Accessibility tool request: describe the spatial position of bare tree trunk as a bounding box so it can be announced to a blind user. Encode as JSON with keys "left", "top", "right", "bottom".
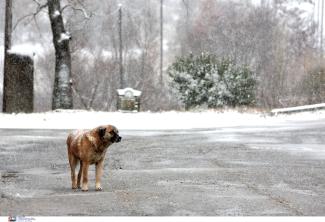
{"left": 118, "top": 4, "right": 124, "bottom": 89}
{"left": 160, "top": 0, "right": 163, "bottom": 85}
{"left": 48, "top": 0, "right": 73, "bottom": 110}
{"left": 321, "top": 0, "right": 324, "bottom": 58}
{"left": 2, "top": 0, "right": 13, "bottom": 112}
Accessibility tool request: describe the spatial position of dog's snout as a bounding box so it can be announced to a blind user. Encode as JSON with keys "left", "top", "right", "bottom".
{"left": 116, "top": 136, "right": 122, "bottom": 143}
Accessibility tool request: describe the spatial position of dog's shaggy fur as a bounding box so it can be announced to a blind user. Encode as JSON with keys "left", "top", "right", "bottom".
{"left": 67, "top": 125, "right": 121, "bottom": 191}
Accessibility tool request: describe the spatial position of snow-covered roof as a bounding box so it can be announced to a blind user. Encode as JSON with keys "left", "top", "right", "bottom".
{"left": 7, "top": 43, "right": 44, "bottom": 58}
{"left": 117, "top": 88, "right": 142, "bottom": 97}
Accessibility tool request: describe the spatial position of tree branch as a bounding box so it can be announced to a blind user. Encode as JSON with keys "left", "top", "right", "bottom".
{"left": 72, "top": 80, "right": 100, "bottom": 110}
{"left": 72, "top": 84, "right": 89, "bottom": 109}
{"left": 13, "top": 1, "right": 48, "bottom": 31}
{"left": 61, "top": 2, "right": 92, "bottom": 19}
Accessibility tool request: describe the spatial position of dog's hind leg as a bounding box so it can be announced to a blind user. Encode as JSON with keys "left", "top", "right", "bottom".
{"left": 77, "top": 160, "right": 83, "bottom": 189}
{"left": 68, "top": 153, "right": 78, "bottom": 189}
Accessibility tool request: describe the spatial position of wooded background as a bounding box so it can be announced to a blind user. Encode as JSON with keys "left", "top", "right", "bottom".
{"left": 0, "top": 0, "right": 324, "bottom": 112}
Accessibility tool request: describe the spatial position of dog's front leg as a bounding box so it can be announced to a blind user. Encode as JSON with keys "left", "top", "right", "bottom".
{"left": 77, "top": 161, "right": 83, "bottom": 189}
{"left": 95, "top": 159, "right": 104, "bottom": 191}
{"left": 81, "top": 161, "right": 90, "bottom": 191}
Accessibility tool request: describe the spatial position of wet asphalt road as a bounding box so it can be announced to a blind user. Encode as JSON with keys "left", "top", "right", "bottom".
{"left": 0, "top": 119, "right": 325, "bottom": 216}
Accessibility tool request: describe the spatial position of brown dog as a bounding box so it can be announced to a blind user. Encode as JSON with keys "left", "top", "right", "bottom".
{"left": 66, "top": 125, "right": 122, "bottom": 191}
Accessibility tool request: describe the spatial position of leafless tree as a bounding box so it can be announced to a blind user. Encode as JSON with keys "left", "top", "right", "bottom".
{"left": 47, "top": 0, "right": 73, "bottom": 109}
{"left": 176, "top": 0, "right": 317, "bottom": 108}
{"left": 3, "top": 0, "right": 321, "bottom": 111}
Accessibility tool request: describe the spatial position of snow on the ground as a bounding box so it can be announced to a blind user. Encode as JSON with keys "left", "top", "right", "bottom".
{"left": 0, "top": 109, "right": 325, "bottom": 130}
{"left": 271, "top": 103, "right": 325, "bottom": 114}
{"left": 58, "top": 32, "right": 71, "bottom": 43}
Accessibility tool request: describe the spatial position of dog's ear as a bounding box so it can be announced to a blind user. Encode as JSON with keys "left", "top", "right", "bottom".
{"left": 98, "top": 127, "right": 106, "bottom": 138}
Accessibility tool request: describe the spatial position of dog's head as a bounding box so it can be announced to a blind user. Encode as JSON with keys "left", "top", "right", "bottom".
{"left": 98, "top": 125, "right": 122, "bottom": 143}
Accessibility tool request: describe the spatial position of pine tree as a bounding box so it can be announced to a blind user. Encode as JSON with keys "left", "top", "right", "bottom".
{"left": 168, "top": 53, "right": 256, "bottom": 109}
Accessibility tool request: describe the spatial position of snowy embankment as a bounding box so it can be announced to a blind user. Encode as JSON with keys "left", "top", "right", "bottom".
{"left": 0, "top": 109, "right": 325, "bottom": 130}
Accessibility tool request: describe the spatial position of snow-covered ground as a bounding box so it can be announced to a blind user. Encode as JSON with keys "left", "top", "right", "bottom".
{"left": 271, "top": 103, "right": 325, "bottom": 114}
{"left": 0, "top": 109, "right": 325, "bottom": 130}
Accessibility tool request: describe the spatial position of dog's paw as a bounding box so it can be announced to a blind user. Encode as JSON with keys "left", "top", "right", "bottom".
{"left": 96, "top": 187, "right": 103, "bottom": 191}
{"left": 81, "top": 185, "right": 88, "bottom": 192}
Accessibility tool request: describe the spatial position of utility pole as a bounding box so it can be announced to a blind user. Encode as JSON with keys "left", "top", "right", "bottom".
{"left": 181, "top": 0, "right": 190, "bottom": 56}
{"left": 321, "top": 0, "right": 324, "bottom": 58}
{"left": 3, "top": 0, "right": 13, "bottom": 112}
{"left": 160, "top": 0, "right": 163, "bottom": 85}
{"left": 118, "top": 3, "right": 124, "bottom": 89}
{"left": 4, "top": 0, "right": 12, "bottom": 51}
{"left": 316, "top": 0, "right": 319, "bottom": 48}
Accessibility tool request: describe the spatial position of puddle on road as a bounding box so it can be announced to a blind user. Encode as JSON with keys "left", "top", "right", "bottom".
{"left": 1, "top": 170, "right": 19, "bottom": 179}
{"left": 227, "top": 161, "right": 270, "bottom": 166}
{"left": 1, "top": 167, "right": 69, "bottom": 200}
{"left": 273, "top": 182, "right": 318, "bottom": 196}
